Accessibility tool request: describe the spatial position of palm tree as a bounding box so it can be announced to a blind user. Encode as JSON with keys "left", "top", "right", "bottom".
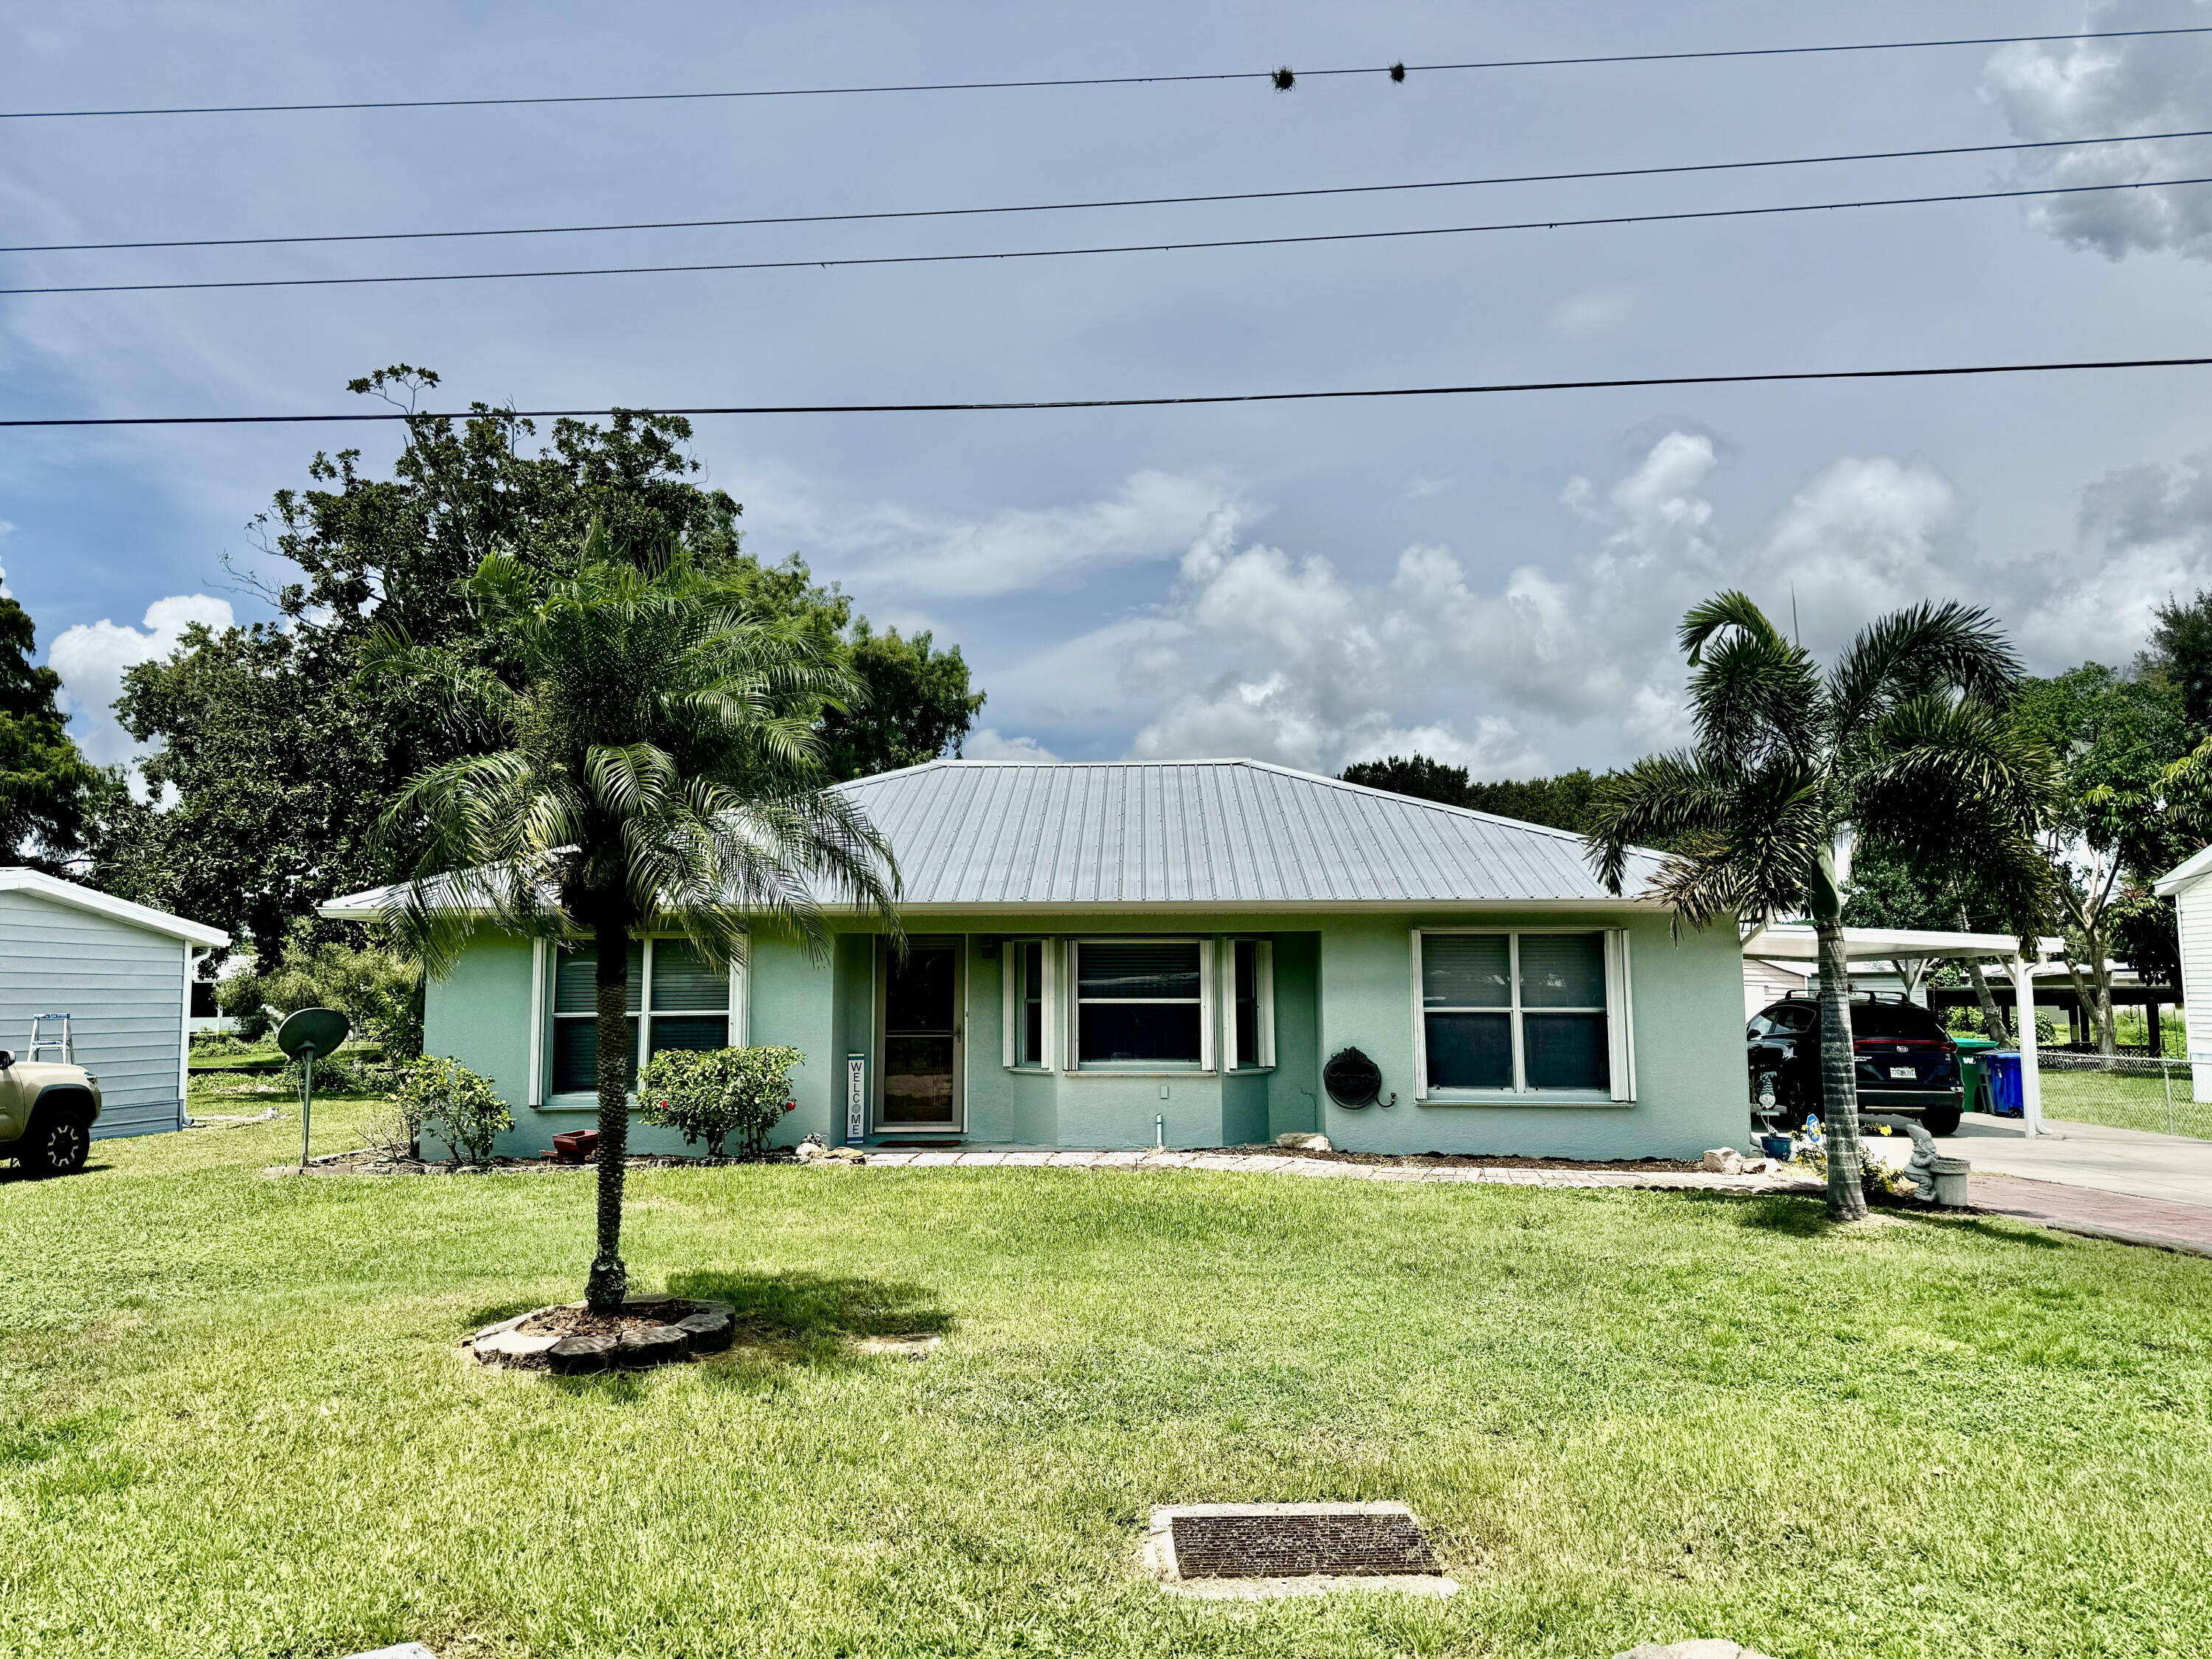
{"left": 1585, "top": 593, "right": 2056, "bottom": 1220}
{"left": 372, "top": 532, "right": 900, "bottom": 1309}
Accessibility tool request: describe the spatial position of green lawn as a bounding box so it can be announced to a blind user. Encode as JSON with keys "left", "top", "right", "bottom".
{"left": 2, "top": 1097, "right": 2209, "bottom": 1658}
{"left": 2037, "top": 1065, "right": 2212, "bottom": 1141}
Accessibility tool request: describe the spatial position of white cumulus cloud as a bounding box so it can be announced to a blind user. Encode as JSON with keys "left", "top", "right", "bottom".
{"left": 49, "top": 593, "right": 235, "bottom": 765}
{"left": 754, "top": 467, "right": 1249, "bottom": 600}
{"left": 1986, "top": 0, "right": 2212, "bottom": 260}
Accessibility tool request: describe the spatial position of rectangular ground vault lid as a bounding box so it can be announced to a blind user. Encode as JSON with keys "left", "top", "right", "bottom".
{"left": 1150, "top": 1502, "right": 1442, "bottom": 1580}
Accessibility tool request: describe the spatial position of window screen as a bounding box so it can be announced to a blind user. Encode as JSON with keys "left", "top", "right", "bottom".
{"left": 1076, "top": 940, "right": 1203, "bottom": 1065}
{"left": 551, "top": 937, "right": 729, "bottom": 1094}
{"left": 1419, "top": 931, "right": 1616, "bottom": 1096}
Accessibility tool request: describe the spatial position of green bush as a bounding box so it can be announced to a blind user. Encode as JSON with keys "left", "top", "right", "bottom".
{"left": 394, "top": 1057, "right": 513, "bottom": 1167}
{"left": 214, "top": 933, "right": 424, "bottom": 1056}
{"left": 637, "top": 1045, "right": 803, "bottom": 1159}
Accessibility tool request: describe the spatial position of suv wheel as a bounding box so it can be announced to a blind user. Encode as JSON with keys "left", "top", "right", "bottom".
{"left": 1920, "top": 1104, "right": 1963, "bottom": 1137}
{"left": 20, "top": 1110, "right": 91, "bottom": 1177}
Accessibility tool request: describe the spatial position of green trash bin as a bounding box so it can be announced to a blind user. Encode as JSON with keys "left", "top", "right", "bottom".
{"left": 1954, "top": 1035, "right": 2000, "bottom": 1116}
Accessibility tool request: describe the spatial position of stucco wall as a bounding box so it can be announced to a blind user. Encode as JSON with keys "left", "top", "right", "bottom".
{"left": 422, "top": 906, "right": 1745, "bottom": 1158}
{"left": 1316, "top": 911, "right": 1744, "bottom": 1158}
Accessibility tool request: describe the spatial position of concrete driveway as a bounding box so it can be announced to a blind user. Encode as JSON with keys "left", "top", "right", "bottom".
{"left": 1930, "top": 1113, "right": 2212, "bottom": 1208}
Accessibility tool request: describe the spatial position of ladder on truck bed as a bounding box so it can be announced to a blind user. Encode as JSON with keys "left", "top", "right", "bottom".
{"left": 27, "top": 1014, "right": 71, "bottom": 1065}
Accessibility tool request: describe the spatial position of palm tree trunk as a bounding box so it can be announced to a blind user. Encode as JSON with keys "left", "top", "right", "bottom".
{"left": 1811, "top": 848, "right": 1870, "bottom": 1222}
{"left": 587, "top": 894, "right": 639, "bottom": 1312}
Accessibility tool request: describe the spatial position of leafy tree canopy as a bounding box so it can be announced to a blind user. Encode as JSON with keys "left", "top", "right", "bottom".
{"left": 1340, "top": 757, "right": 1613, "bottom": 839}
{"left": 0, "top": 594, "right": 102, "bottom": 871}
{"left": 91, "top": 369, "right": 981, "bottom": 955}
{"left": 2140, "top": 587, "right": 2212, "bottom": 742}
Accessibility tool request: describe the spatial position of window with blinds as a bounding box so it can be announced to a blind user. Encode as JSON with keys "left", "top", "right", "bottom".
{"left": 1413, "top": 930, "right": 1632, "bottom": 1099}
{"left": 1073, "top": 939, "right": 1209, "bottom": 1067}
{"left": 550, "top": 937, "right": 734, "bottom": 1097}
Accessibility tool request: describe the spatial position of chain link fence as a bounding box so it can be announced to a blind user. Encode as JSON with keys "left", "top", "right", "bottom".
{"left": 2028, "top": 1051, "right": 2212, "bottom": 1141}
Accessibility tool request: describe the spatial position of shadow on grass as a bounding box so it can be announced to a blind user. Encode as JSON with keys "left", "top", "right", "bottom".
{"left": 1734, "top": 1194, "right": 1835, "bottom": 1237}
{"left": 544, "top": 1269, "right": 954, "bottom": 1397}
{"left": 0, "top": 1163, "right": 116, "bottom": 1187}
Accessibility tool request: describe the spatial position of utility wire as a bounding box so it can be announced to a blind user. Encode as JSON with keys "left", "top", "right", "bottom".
{"left": 10, "top": 125, "right": 2208, "bottom": 256}
{"left": 1, "top": 27, "right": 2205, "bottom": 119}
{"left": 9, "top": 172, "right": 2208, "bottom": 298}
{"left": 6, "top": 355, "right": 2212, "bottom": 428}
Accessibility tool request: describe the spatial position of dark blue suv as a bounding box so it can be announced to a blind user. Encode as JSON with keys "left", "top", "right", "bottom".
{"left": 1747, "top": 992, "right": 1964, "bottom": 1136}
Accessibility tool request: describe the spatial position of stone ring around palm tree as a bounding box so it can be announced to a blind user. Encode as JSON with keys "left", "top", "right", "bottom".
{"left": 464, "top": 1297, "right": 736, "bottom": 1373}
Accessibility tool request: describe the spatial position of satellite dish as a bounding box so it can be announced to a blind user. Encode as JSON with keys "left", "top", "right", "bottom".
{"left": 276, "top": 1007, "right": 349, "bottom": 1061}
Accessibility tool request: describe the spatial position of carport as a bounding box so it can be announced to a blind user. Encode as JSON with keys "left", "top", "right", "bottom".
{"left": 1742, "top": 925, "right": 2066, "bottom": 1137}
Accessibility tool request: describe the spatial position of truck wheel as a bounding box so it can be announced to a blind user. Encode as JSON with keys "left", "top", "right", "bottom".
{"left": 20, "top": 1109, "right": 91, "bottom": 1177}
{"left": 1920, "top": 1105, "right": 1963, "bottom": 1137}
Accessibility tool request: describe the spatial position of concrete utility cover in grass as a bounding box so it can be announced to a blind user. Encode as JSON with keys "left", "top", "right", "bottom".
{"left": 1144, "top": 1503, "right": 1455, "bottom": 1599}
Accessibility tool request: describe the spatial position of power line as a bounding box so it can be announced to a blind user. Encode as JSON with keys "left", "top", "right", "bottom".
{"left": 5, "top": 355, "right": 2211, "bottom": 428}
{"left": 2, "top": 27, "right": 2205, "bottom": 119}
{"left": 9, "top": 172, "right": 2208, "bottom": 298}
{"left": 11, "top": 125, "right": 2208, "bottom": 256}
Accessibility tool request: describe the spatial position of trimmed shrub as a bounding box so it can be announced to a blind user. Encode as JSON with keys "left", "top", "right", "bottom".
{"left": 637, "top": 1045, "right": 804, "bottom": 1159}
{"left": 394, "top": 1056, "right": 513, "bottom": 1167}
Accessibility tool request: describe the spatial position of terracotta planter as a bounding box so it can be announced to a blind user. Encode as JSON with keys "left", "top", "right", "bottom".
{"left": 552, "top": 1130, "right": 601, "bottom": 1164}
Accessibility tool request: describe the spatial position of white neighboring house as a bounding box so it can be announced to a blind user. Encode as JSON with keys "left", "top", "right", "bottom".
{"left": 2155, "top": 845, "right": 2212, "bottom": 1100}
{"left": 0, "top": 869, "right": 231, "bottom": 1138}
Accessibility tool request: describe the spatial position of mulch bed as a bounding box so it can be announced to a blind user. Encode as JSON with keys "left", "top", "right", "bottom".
{"left": 516, "top": 1299, "right": 700, "bottom": 1340}
{"left": 1251, "top": 1147, "right": 1708, "bottom": 1172}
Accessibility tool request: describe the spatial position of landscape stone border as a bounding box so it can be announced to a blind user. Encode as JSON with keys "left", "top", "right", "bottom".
{"left": 464, "top": 1297, "right": 736, "bottom": 1374}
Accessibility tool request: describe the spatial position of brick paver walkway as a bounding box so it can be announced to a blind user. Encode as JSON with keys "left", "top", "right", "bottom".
{"left": 1970, "top": 1173, "right": 2212, "bottom": 1258}
{"left": 855, "top": 1147, "right": 2212, "bottom": 1256}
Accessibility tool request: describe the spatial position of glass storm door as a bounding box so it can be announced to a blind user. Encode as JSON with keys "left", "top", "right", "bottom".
{"left": 880, "top": 939, "right": 961, "bottom": 1130}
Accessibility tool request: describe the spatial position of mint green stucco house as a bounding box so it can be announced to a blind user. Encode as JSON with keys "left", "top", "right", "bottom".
{"left": 322, "top": 759, "right": 1747, "bottom": 1158}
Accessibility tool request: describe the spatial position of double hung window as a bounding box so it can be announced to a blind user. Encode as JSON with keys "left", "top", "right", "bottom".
{"left": 550, "top": 937, "right": 735, "bottom": 1097}
{"left": 1413, "top": 930, "right": 1632, "bottom": 1099}
{"left": 1003, "top": 939, "right": 1054, "bottom": 1069}
{"left": 1072, "top": 939, "right": 1210, "bottom": 1068}
{"left": 1225, "top": 939, "right": 1275, "bottom": 1070}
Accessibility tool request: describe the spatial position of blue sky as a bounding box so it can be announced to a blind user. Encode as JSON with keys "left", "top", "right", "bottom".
{"left": 8, "top": 0, "right": 2212, "bottom": 773}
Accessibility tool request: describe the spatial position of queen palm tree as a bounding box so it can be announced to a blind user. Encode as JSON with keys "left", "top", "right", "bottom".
{"left": 372, "top": 532, "right": 900, "bottom": 1308}
{"left": 1585, "top": 593, "right": 2056, "bottom": 1220}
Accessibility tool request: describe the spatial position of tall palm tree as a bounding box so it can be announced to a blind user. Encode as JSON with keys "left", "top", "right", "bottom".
{"left": 372, "top": 532, "right": 900, "bottom": 1308}
{"left": 1585, "top": 593, "right": 2056, "bottom": 1220}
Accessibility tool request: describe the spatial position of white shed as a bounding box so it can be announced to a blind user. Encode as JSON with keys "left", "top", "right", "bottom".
{"left": 0, "top": 869, "right": 231, "bottom": 1138}
{"left": 2155, "top": 845, "right": 2212, "bottom": 1101}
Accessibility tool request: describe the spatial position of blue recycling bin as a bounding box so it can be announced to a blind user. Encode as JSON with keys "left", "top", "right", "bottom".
{"left": 1983, "top": 1049, "right": 2024, "bottom": 1119}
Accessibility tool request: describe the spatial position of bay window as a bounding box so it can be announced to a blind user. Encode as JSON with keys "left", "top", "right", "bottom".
{"left": 1225, "top": 939, "right": 1274, "bottom": 1070}
{"left": 1001, "top": 938, "right": 1054, "bottom": 1070}
{"left": 1413, "top": 929, "right": 1634, "bottom": 1100}
{"left": 1071, "top": 939, "right": 1211, "bottom": 1068}
{"left": 550, "top": 937, "right": 738, "bottom": 1099}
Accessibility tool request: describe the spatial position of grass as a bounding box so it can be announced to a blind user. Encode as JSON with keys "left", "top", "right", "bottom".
{"left": 2, "top": 1095, "right": 2210, "bottom": 1658}
{"left": 2038, "top": 1065, "right": 2212, "bottom": 1141}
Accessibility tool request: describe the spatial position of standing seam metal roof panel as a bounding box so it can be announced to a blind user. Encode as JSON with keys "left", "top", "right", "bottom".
{"left": 834, "top": 759, "right": 1663, "bottom": 908}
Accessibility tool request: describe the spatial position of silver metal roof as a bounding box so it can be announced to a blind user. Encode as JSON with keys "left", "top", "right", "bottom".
{"left": 836, "top": 759, "right": 1665, "bottom": 909}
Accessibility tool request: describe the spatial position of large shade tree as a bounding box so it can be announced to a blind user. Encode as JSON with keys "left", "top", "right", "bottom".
{"left": 1585, "top": 594, "right": 2057, "bottom": 1221}
{"left": 0, "top": 594, "right": 101, "bottom": 871}
{"left": 374, "top": 534, "right": 900, "bottom": 1310}
{"left": 93, "top": 367, "right": 977, "bottom": 958}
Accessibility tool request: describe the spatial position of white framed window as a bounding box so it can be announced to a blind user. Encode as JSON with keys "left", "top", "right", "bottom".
{"left": 1411, "top": 928, "right": 1634, "bottom": 1101}
{"left": 1001, "top": 938, "right": 1057, "bottom": 1070}
{"left": 1068, "top": 938, "right": 1213, "bottom": 1070}
{"left": 549, "top": 936, "right": 742, "bottom": 1099}
{"left": 1224, "top": 939, "right": 1275, "bottom": 1070}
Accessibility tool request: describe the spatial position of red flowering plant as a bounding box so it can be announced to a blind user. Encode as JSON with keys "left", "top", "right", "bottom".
{"left": 635, "top": 1045, "right": 805, "bottom": 1160}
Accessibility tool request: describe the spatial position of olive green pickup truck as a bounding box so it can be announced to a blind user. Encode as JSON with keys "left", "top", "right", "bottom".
{"left": 0, "top": 1048, "right": 101, "bottom": 1176}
